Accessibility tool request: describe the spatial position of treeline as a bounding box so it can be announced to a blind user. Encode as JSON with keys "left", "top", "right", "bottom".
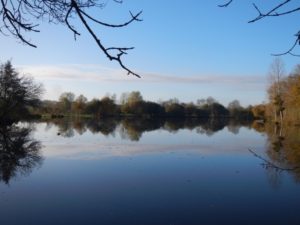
{"left": 35, "top": 91, "right": 254, "bottom": 120}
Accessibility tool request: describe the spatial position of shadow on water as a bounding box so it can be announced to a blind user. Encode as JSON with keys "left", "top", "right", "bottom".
{"left": 0, "top": 124, "right": 43, "bottom": 184}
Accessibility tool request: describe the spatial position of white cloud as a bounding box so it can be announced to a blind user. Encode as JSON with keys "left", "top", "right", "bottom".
{"left": 17, "top": 63, "right": 266, "bottom": 85}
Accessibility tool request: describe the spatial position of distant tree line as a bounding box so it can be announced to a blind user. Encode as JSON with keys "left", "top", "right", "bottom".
{"left": 35, "top": 90, "right": 254, "bottom": 120}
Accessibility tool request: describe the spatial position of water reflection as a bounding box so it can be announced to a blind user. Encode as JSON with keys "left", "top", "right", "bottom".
{"left": 42, "top": 118, "right": 300, "bottom": 183}
{"left": 87, "top": 118, "right": 119, "bottom": 136}
{"left": 0, "top": 124, "right": 43, "bottom": 184}
{"left": 1, "top": 119, "right": 300, "bottom": 225}
{"left": 252, "top": 121, "right": 300, "bottom": 183}
{"left": 43, "top": 117, "right": 248, "bottom": 141}
{"left": 120, "top": 118, "right": 165, "bottom": 141}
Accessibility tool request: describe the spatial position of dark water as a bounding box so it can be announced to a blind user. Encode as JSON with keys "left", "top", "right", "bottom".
{"left": 0, "top": 119, "right": 300, "bottom": 225}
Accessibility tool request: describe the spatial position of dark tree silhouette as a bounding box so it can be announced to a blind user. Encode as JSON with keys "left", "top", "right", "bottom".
{"left": 0, "top": 61, "right": 43, "bottom": 123}
{"left": 0, "top": 0, "right": 142, "bottom": 77}
{"left": 219, "top": 0, "right": 300, "bottom": 56}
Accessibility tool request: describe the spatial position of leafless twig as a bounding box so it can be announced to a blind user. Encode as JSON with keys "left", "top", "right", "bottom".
{"left": 219, "top": 0, "right": 300, "bottom": 56}
{"left": 218, "top": 0, "right": 233, "bottom": 8}
{"left": 0, "top": 0, "right": 142, "bottom": 77}
{"left": 70, "top": 0, "right": 141, "bottom": 77}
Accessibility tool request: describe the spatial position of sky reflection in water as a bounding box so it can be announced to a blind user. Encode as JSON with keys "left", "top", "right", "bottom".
{"left": 0, "top": 119, "right": 299, "bottom": 225}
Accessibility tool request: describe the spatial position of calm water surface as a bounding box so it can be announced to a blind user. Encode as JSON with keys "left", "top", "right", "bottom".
{"left": 0, "top": 119, "right": 299, "bottom": 225}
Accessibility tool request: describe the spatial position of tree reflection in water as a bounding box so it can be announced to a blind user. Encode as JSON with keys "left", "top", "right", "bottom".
{"left": 2, "top": 117, "right": 300, "bottom": 186}
{"left": 44, "top": 117, "right": 248, "bottom": 141}
{"left": 87, "top": 118, "right": 120, "bottom": 136}
{"left": 252, "top": 121, "right": 300, "bottom": 184}
{"left": 44, "top": 117, "right": 300, "bottom": 183}
{"left": 120, "top": 118, "right": 165, "bottom": 141}
{"left": 0, "top": 124, "right": 43, "bottom": 184}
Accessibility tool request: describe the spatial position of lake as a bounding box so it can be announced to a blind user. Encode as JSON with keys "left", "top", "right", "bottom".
{"left": 0, "top": 118, "right": 300, "bottom": 225}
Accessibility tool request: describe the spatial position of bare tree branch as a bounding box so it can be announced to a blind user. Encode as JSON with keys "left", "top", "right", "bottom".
{"left": 219, "top": 0, "right": 300, "bottom": 56}
{"left": 0, "top": 0, "right": 142, "bottom": 77}
{"left": 248, "top": 1, "right": 294, "bottom": 23}
{"left": 272, "top": 37, "right": 299, "bottom": 56}
{"left": 0, "top": 0, "right": 39, "bottom": 47}
{"left": 79, "top": 9, "right": 142, "bottom": 28}
{"left": 218, "top": 0, "right": 233, "bottom": 8}
{"left": 71, "top": 0, "right": 140, "bottom": 78}
{"left": 65, "top": 4, "right": 80, "bottom": 40}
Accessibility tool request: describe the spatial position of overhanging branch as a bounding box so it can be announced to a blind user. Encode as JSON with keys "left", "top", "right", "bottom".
{"left": 219, "top": 0, "right": 300, "bottom": 56}
{"left": 71, "top": 0, "right": 141, "bottom": 78}
{"left": 218, "top": 0, "right": 233, "bottom": 8}
{"left": 0, "top": 0, "right": 142, "bottom": 77}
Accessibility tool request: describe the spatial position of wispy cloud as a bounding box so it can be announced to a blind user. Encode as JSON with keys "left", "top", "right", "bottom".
{"left": 142, "top": 72, "right": 265, "bottom": 85}
{"left": 18, "top": 63, "right": 266, "bottom": 85}
{"left": 18, "top": 64, "right": 123, "bottom": 81}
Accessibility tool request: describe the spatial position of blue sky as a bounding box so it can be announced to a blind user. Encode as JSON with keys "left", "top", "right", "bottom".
{"left": 1, "top": 0, "right": 300, "bottom": 106}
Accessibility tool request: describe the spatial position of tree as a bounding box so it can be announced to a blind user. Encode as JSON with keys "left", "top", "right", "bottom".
{"left": 127, "top": 91, "right": 143, "bottom": 104}
{"left": 228, "top": 100, "right": 241, "bottom": 110}
{"left": 219, "top": 0, "right": 300, "bottom": 56}
{"left": 98, "top": 96, "right": 118, "bottom": 116}
{"left": 0, "top": 61, "right": 43, "bottom": 123}
{"left": 164, "top": 102, "right": 185, "bottom": 118}
{"left": 58, "top": 92, "right": 75, "bottom": 114}
{"left": 252, "top": 104, "right": 266, "bottom": 119}
{"left": 143, "top": 101, "right": 165, "bottom": 116}
{"left": 207, "top": 102, "right": 229, "bottom": 118}
{"left": 121, "top": 91, "right": 144, "bottom": 114}
{"left": 73, "top": 94, "right": 87, "bottom": 115}
{"left": 282, "top": 67, "right": 300, "bottom": 123}
{"left": 228, "top": 100, "right": 242, "bottom": 117}
{"left": 85, "top": 98, "right": 102, "bottom": 117}
{"left": 267, "top": 58, "right": 286, "bottom": 124}
{"left": 0, "top": 0, "right": 142, "bottom": 77}
{"left": 206, "top": 96, "right": 217, "bottom": 106}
